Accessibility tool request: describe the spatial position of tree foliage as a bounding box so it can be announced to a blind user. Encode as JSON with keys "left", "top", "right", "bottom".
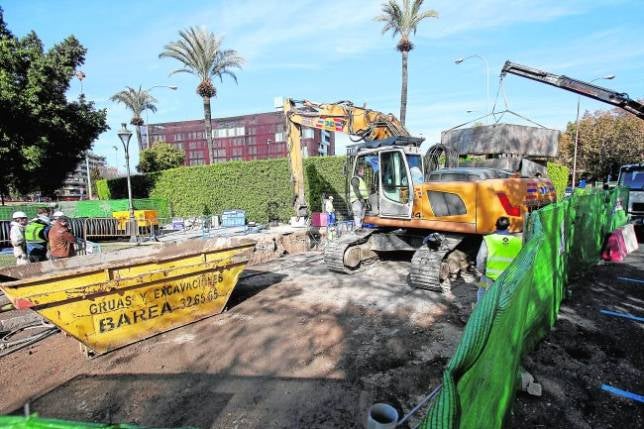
{"left": 0, "top": 8, "right": 108, "bottom": 198}
{"left": 375, "top": 0, "right": 438, "bottom": 125}
{"left": 137, "top": 142, "right": 185, "bottom": 173}
{"left": 159, "top": 26, "right": 244, "bottom": 163}
{"left": 559, "top": 107, "right": 644, "bottom": 179}
{"left": 546, "top": 162, "right": 569, "bottom": 200}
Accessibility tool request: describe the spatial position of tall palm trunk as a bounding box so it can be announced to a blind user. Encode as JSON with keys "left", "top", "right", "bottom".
{"left": 400, "top": 49, "right": 409, "bottom": 126}
{"left": 135, "top": 124, "right": 143, "bottom": 151}
{"left": 203, "top": 96, "right": 214, "bottom": 164}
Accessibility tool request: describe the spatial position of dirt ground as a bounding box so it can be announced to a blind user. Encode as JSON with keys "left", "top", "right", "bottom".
{"left": 0, "top": 252, "right": 475, "bottom": 428}
{"left": 2, "top": 246, "right": 642, "bottom": 428}
{"left": 510, "top": 249, "right": 644, "bottom": 428}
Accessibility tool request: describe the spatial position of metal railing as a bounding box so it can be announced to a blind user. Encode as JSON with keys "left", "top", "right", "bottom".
{"left": 0, "top": 221, "right": 10, "bottom": 248}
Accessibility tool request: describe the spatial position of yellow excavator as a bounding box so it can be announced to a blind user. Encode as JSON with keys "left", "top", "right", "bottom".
{"left": 283, "top": 98, "right": 556, "bottom": 292}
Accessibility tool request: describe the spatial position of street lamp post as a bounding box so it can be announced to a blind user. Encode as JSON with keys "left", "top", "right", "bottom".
{"left": 455, "top": 55, "right": 490, "bottom": 115}
{"left": 144, "top": 85, "right": 177, "bottom": 149}
{"left": 117, "top": 123, "right": 137, "bottom": 243}
{"left": 572, "top": 74, "right": 615, "bottom": 188}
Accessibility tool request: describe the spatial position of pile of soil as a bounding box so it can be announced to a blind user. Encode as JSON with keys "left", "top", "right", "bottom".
{"left": 510, "top": 250, "right": 643, "bottom": 428}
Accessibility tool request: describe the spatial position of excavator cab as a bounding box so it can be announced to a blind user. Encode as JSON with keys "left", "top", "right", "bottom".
{"left": 347, "top": 137, "right": 424, "bottom": 220}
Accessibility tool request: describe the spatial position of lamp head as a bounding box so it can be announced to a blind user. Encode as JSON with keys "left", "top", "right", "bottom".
{"left": 454, "top": 58, "right": 464, "bottom": 64}
{"left": 117, "top": 123, "right": 133, "bottom": 147}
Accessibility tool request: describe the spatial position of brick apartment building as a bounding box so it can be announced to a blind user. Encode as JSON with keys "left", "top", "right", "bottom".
{"left": 142, "top": 111, "right": 335, "bottom": 166}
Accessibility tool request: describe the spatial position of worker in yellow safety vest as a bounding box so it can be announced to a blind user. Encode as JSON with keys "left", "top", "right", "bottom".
{"left": 475, "top": 216, "right": 523, "bottom": 301}
{"left": 350, "top": 164, "right": 368, "bottom": 231}
{"left": 25, "top": 207, "right": 51, "bottom": 262}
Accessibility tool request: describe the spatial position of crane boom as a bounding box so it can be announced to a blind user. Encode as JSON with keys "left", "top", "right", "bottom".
{"left": 283, "top": 98, "right": 409, "bottom": 217}
{"left": 501, "top": 61, "right": 644, "bottom": 120}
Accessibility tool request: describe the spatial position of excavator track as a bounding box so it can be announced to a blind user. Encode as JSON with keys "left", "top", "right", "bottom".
{"left": 409, "top": 235, "right": 464, "bottom": 292}
{"left": 409, "top": 247, "right": 450, "bottom": 291}
{"left": 324, "top": 231, "right": 374, "bottom": 273}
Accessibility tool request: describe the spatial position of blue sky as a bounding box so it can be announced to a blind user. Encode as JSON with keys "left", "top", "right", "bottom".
{"left": 3, "top": 0, "right": 643, "bottom": 170}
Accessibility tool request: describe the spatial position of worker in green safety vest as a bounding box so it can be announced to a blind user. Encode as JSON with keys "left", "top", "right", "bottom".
{"left": 350, "top": 164, "right": 368, "bottom": 231}
{"left": 25, "top": 208, "right": 51, "bottom": 262}
{"left": 475, "top": 216, "right": 523, "bottom": 301}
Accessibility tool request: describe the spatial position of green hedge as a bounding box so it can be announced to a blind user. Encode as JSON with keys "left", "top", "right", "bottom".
{"left": 99, "top": 157, "right": 348, "bottom": 223}
{"left": 149, "top": 159, "right": 292, "bottom": 223}
{"left": 98, "top": 173, "right": 160, "bottom": 200}
{"left": 304, "top": 156, "right": 348, "bottom": 214}
{"left": 546, "top": 162, "right": 570, "bottom": 200}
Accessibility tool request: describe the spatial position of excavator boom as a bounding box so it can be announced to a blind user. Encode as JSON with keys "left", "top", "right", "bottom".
{"left": 501, "top": 61, "right": 644, "bottom": 120}
{"left": 283, "top": 98, "right": 410, "bottom": 217}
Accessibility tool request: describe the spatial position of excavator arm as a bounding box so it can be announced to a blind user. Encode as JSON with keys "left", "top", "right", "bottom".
{"left": 283, "top": 98, "right": 409, "bottom": 217}
{"left": 500, "top": 61, "right": 644, "bottom": 120}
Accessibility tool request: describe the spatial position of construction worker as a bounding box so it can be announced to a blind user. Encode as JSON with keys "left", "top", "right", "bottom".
{"left": 25, "top": 208, "right": 51, "bottom": 262}
{"left": 48, "top": 216, "right": 77, "bottom": 260}
{"left": 10, "top": 211, "right": 30, "bottom": 265}
{"left": 324, "top": 195, "right": 336, "bottom": 226}
{"left": 475, "top": 216, "right": 523, "bottom": 301}
{"left": 350, "top": 164, "right": 368, "bottom": 231}
{"left": 52, "top": 210, "right": 65, "bottom": 222}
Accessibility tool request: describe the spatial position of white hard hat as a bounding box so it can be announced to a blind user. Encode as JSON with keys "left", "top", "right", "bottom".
{"left": 12, "top": 211, "right": 28, "bottom": 219}
{"left": 53, "top": 211, "right": 64, "bottom": 218}
{"left": 328, "top": 196, "right": 334, "bottom": 200}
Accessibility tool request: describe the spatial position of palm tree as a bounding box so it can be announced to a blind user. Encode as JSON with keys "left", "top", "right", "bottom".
{"left": 375, "top": 0, "right": 438, "bottom": 126}
{"left": 110, "top": 86, "right": 158, "bottom": 150}
{"left": 159, "top": 26, "right": 244, "bottom": 164}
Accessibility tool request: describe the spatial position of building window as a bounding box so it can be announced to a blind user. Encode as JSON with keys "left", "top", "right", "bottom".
{"left": 302, "top": 128, "right": 314, "bottom": 139}
{"left": 275, "top": 132, "right": 284, "bottom": 142}
{"left": 236, "top": 126, "right": 245, "bottom": 136}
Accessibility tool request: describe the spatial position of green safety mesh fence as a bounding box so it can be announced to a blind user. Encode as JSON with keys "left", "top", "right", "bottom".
{"left": 0, "top": 205, "right": 44, "bottom": 221}
{"left": 0, "top": 199, "right": 170, "bottom": 221}
{"left": 73, "top": 199, "right": 171, "bottom": 220}
{"left": 0, "top": 415, "right": 143, "bottom": 428}
{"left": 423, "top": 188, "right": 629, "bottom": 429}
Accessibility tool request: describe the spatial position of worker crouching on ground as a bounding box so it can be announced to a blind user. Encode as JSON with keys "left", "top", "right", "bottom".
{"left": 475, "top": 216, "right": 523, "bottom": 301}
{"left": 25, "top": 207, "right": 51, "bottom": 262}
{"left": 350, "top": 165, "right": 368, "bottom": 232}
{"left": 10, "top": 211, "right": 30, "bottom": 265}
{"left": 48, "top": 216, "right": 77, "bottom": 260}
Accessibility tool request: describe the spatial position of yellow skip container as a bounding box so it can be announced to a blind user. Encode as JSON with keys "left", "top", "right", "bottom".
{"left": 0, "top": 238, "right": 255, "bottom": 354}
